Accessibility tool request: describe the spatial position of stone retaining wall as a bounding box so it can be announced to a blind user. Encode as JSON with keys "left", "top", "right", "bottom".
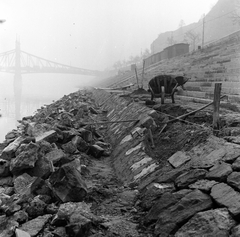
{"left": 93, "top": 89, "right": 160, "bottom": 185}
{"left": 107, "top": 30, "right": 240, "bottom": 103}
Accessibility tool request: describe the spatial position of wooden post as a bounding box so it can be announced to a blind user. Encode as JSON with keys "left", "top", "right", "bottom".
{"left": 141, "top": 59, "right": 145, "bottom": 88}
{"left": 135, "top": 67, "right": 139, "bottom": 89}
{"left": 213, "top": 83, "right": 222, "bottom": 134}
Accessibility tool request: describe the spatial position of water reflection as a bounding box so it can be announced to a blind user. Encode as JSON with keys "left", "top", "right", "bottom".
{"left": 0, "top": 116, "right": 16, "bottom": 142}
{"left": 0, "top": 73, "right": 91, "bottom": 143}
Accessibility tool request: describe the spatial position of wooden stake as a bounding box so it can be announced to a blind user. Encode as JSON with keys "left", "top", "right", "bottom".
{"left": 158, "top": 123, "right": 167, "bottom": 136}
{"left": 213, "top": 83, "right": 222, "bottom": 134}
{"left": 148, "top": 128, "right": 155, "bottom": 148}
{"left": 141, "top": 60, "right": 145, "bottom": 88}
{"left": 135, "top": 67, "right": 139, "bottom": 89}
{"left": 167, "top": 94, "right": 227, "bottom": 124}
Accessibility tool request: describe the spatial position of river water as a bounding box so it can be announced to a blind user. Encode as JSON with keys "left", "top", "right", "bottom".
{"left": 0, "top": 72, "right": 97, "bottom": 142}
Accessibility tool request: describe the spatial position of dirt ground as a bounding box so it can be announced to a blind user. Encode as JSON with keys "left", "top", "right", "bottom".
{"left": 82, "top": 89, "right": 240, "bottom": 236}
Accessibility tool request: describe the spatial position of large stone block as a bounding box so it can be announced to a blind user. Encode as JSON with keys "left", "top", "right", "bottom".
{"left": 175, "top": 169, "right": 207, "bottom": 188}
{"left": 175, "top": 208, "right": 236, "bottom": 237}
{"left": 206, "top": 162, "right": 232, "bottom": 181}
{"left": 49, "top": 163, "right": 87, "bottom": 202}
{"left": 211, "top": 183, "right": 240, "bottom": 216}
{"left": 154, "top": 190, "right": 212, "bottom": 236}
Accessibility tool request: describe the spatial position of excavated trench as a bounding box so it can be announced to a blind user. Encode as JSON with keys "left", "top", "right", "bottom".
{"left": 1, "top": 89, "right": 240, "bottom": 236}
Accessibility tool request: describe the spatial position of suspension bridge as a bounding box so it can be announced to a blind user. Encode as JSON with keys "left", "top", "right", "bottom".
{"left": 0, "top": 40, "right": 102, "bottom": 76}
{"left": 0, "top": 40, "right": 103, "bottom": 120}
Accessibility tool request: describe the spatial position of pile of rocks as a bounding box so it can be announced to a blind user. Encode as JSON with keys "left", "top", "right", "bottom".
{"left": 0, "top": 91, "right": 112, "bottom": 237}
{"left": 138, "top": 133, "right": 240, "bottom": 236}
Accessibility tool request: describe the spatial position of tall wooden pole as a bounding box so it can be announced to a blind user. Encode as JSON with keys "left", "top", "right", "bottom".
{"left": 135, "top": 67, "right": 139, "bottom": 89}
{"left": 213, "top": 83, "right": 222, "bottom": 135}
{"left": 202, "top": 14, "right": 205, "bottom": 48}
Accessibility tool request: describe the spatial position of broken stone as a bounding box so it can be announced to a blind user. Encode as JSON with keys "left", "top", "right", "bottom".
{"left": 1, "top": 136, "right": 25, "bottom": 160}
{"left": 52, "top": 227, "right": 67, "bottom": 237}
{"left": 13, "top": 210, "right": 29, "bottom": 224}
{"left": 189, "top": 179, "right": 218, "bottom": 192}
{"left": 227, "top": 172, "right": 240, "bottom": 191}
{"left": 5, "top": 130, "right": 19, "bottom": 140}
{"left": 20, "top": 214, "right": 52, "bottom": 237}
{"left": 59, "top": 112, "right": 73, "bottom": 127}
{"left": 144, "top": 189, "right": 192, "bottom": 224}
{"left": 231, "top": 224, "right": 240, "bottom": 237}
{"left": 87, "top": 145, "right": 104, "bottom": 158}
{"left": 45, "top": 203, "right": 58, "bottom": 215}
{"left": 223, "top": 147, "right": 240, "bottom": 163}
{"left": 14, "top": 173, "right": 38, "bottom": 196}
{"left": 35, "top": 130, "right": 58, "bottom": 143}
{"left": 0, "top": 176, "right": 13, "bottom": 186}
{"left": 147, "top": 110, "right": 159, "bottom": 119}
{"left": 0, "top": 159, "right": 10, "bottom": 177}
{"left": 190, "top": 148, "right": 226, "bottom": 169}
{"left": 3, "top": 200, "right": 21, "bottom": 215}
{"left": 10, "top": 142, "right": 39, "bottom": 175}
{"left": 27, "top": 155, "right": 52, "bottom": 179}
{"left": 62, "top": 141, "right": 78, "bottom": 154}
{"left": 156, "top": 167, "right": 188, "bottom": 183}
{"left": 117, "top": 189, "right": 139, "bottom": 206}
{"left": 66, "top": 216, "right": 92, "bottom": 236}
{"left": 206, "top": 162, "right": 232, "bottom": 181}
{"left": 232, "top": 157, "right": 240, "bottom": 171}
{"left": 45, "top": 149, "right": 67, "bottom": 165}
{"left": 0, "top": 218, "right": 19, "bottom": 237}
{"left": 89, "top": 106, "right": 98, "bottom": 114}
{"left": 175, "top": 208, "right": 236, "bottom": 237}
{"left": 21, "top": 137, "right": 36, "bottom": 145}
{"left": 49, "top": 162, "right": 87, "bottom": 202}
{"left": 101, "top": 217, "right": 139, "bottom": 237}
{"left": 79, "top": 128, "right": 92, "bottom": 143}
{"left": 52, "top": 202, "right": 99, "bottom": 233}
{"left": 211, "top": 183, "right": 240, "bottom": 216}
{"left": 140, "top": 183, "right": 175, "bottom": 210}
{"left": 168, "top": 151, "right": 191, "bottom": 168}
{"left": 26, "top": 196, "right": 47, "bottom": 218}
{"left": 15, "top": 228, "right": 31, "bottom": 237}
{"left": 72, "top": 136, "right": 88, "bottom": 152}
{"left": 175, "top": 169, "right": 207, "bottom": 188}
{"left": 139, "top": 116, "right": 156, "bottom": 129}
{"left": 154, "top": 190, "right": 213, "bottom": 236}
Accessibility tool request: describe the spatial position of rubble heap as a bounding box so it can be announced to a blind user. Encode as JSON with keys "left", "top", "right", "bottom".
{"left": 3, "top": 88, "right": 240, "bottom": 236}
{"left": 0, "top": 90, "right": 129, "bottom": 237}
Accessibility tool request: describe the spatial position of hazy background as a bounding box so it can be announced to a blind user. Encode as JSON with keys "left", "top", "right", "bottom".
{"left": 0, "top": 0, "right": 218, "bottom": 70}
{"left": 0, "top": 0, "right": 218, "bottom": 140}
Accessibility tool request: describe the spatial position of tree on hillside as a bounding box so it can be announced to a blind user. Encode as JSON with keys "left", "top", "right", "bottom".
{"left": 167, "top": 32, "right": 176, "bottom": 46}
{"left": 113, "top": 60, "right": 122, "bottom": 70}
{"left": 178, "top": 19, "right": 186, "bottom": 28}
{"left": 231, "top": 0, "right": 240, "bottom": 25}
{"left": 184, "top": 30, "right": 201, "bottom": 51}
{"left": 178, "top": 19, "right": 186, "bottom": 40}
{"left": 141, "top": 48, "right": 150, "bottom": 59}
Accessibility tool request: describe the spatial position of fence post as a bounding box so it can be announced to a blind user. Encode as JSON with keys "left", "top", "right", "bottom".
{"left": 213, "top": 83, "right": 222, "bottom": 135}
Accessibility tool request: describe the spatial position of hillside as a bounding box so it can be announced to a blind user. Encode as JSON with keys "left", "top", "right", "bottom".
{"left": 151, "top": 0, "right": 240, "bottom": 53}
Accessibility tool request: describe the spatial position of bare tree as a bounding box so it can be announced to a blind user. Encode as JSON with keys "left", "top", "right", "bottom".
{"left": 113, "top": 60, "right": 122, "bottom": 70}
{"left": 231, "top": 0, "right": 240, "bottom": 25}
{"left": 184, "top": 30, "right": 201, "bottom": 51}
{"left": 167, "top": 33, "right": 176, "bottom": 46}
{"left": 141, "top": 48, "right": 150, "bottom": 59}
{"left": 178, "top": 19, "right": 186, "bottom": 28}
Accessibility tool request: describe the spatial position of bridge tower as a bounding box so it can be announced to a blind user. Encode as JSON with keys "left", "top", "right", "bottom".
{"left": 13, "top": 40, "right": 22, "bottom": 119}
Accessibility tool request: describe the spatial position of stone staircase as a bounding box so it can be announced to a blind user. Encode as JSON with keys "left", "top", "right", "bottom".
{"left": 106, "top": 30, "right": 240, "bottom": 104}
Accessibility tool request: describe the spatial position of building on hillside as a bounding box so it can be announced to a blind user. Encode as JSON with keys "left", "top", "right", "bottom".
{"left": 144, "top": 43, "right": 189, "bottom": 67}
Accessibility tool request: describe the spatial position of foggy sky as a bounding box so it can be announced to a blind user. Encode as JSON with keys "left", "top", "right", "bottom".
{"left": 0, "top": 0, "right": 218, "bottom": 71}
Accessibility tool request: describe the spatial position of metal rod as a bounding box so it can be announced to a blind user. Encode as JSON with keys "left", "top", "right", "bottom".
{"left": 84, "top": 119, "right": 139, "bottom": 125}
